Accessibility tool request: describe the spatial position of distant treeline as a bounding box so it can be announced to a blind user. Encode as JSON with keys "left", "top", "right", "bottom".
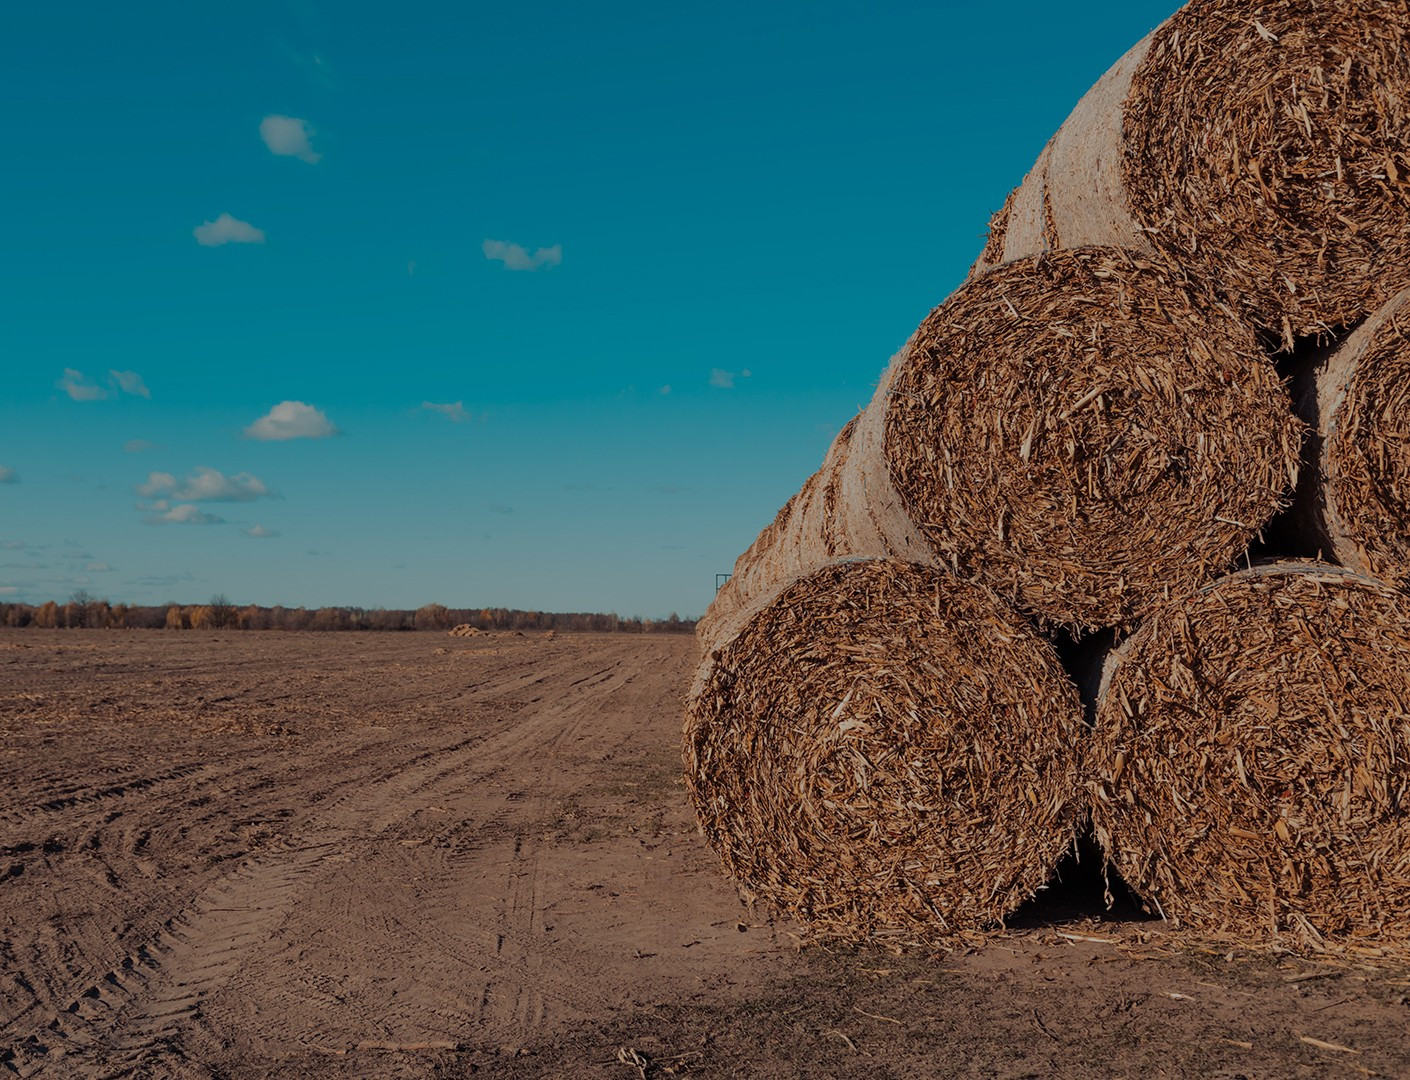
{"left": 0, "top": 595, "right": 695, "bottom": 634}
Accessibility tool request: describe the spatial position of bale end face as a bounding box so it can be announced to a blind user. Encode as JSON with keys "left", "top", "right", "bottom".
{"left": 684, "top": 559, "right": 1087, "bottom": 945}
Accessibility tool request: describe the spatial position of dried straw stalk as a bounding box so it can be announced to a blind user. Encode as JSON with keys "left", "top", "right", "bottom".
{"left": 1089, "top": 562, "right": 1410, "bottom": 956}
{"left": 684, "top": 559, "right": 1087, "bottom": 946}
{"left": 887, "top": 248, "right": 1304, "bottom": 632}
{"left": 1296, "top": 284, "right": 1410, "bottom": 586}
{"left": 973, "top": 0, "right": 1410, "bottom": 345}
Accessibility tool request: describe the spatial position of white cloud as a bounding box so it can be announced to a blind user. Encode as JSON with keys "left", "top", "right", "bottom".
{"left": 58, "top": 368, "right": 107, "bottom": 401}
{"left": 421, "top": 400, "right": 468, "bottom": 423}
{"left": 244, "top": 524, "right": 280, "bottom": 539}
{"left": 482, "top": 239, "right": 562, "bottom": 271}
{"left": 194, "top": 213, "right": 266, "bottom": 246}
{"left": 58, "top": 368, "right": 151, "bottom": 402}
{"left": 124, "top": 439, "right": 159, "bottom": 453}
{"left": 244, "top": 401, "right": 338, "bottom": 441}
{"left": 709, "top": 367, "right": 752, "bottom": 389}
{"left": 659, "top": 385, "right": 672, "bottom": 395}
{"left": 0, "top": 466, "right": 17, "bottom": 484}
{"left": 110, "top": 370, "right": 151, "bottom": 398}
{"left": 145, "top": 504, "right": 223, "bottom": 526}
{"left": 84, "top": 562, "right": 114, "bottom": 573}
{"left": 138, "top": 466, "right": 271, "bottom": 502}
{"left": 259, "top": 114, "right": 321, "bottom": 163}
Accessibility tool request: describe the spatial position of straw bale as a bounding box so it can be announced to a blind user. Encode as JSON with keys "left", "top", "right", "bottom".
{"left": 975, "top": 2, "right": 1410, "bottom": 343}
{"left": 1089, "top": 562, "right": 1410, "bottom": 955}
{"left": 886, "top": 248, "right": 1304, "bottom": 632}
{"left": 684, "top": 559, "right": 1087, "bottom": 945}
{"left": 1295, "top": 284, "right": 1410, "bottom": 585}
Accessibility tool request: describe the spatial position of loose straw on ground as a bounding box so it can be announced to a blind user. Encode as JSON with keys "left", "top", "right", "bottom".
{"left": 1089, "top": 562, "right": 1410, "bottom": 957}
{"left": 973, "top": 0, "right": 1410, "bottom": 344}
{"left": 1297, "top": 284, "right": 1410, "bottom": 586}
{"left": 685, "top": 559, "right": 1087, "bottom": 946}
{"left": 886, "top": 248, "right": 1303, "bottom": 632}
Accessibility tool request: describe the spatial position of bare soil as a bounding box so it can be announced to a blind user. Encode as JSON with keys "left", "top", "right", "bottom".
{"left": 2, "top": 629, "right": 1408, "bottom": 1079}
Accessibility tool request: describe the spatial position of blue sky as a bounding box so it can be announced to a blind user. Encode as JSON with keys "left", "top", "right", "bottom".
{"left": 1, "top": 0, "right": 1176, "bottom": 618}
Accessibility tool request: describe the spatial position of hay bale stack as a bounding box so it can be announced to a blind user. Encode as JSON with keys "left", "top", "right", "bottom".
{"left": 685, "top": 559, "right": 1087, "bottom": 945}
{"left": 697, "top": 379, "right": 934, "bottom": 652}
{"left": 1297, "top": 285, "right": 1410, "bottom": 586}
{"left": 447, "top": 624, "right": 483, "bottom": 638}
{"left": 974, "top": 0, "right": 1410, "bottom": 344}
{"left": 886, "top": 248, "right": 1303, "bottom": 632}
{"left": 1088, "top": 562, "right": 1410, "bottom": 955}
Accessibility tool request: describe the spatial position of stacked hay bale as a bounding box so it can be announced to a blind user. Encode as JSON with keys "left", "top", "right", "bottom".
{"left": 688, "top": 0, "right": 1410, "bottom": 955}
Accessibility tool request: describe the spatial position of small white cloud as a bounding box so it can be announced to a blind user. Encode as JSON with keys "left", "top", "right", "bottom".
{"left": 194, "top": 213, "right": 266, "bottom": 247}
{"left": 110, "top": 370, "right": 151, "bottom": 398}
{"left": 145, "top": 504, "right": 223, "bottom": 526}
{"left": 84, "top": 562, "right": 114, "bottom": 572}
{"left": 1, "top": 541, "right": 24, "bottom": 550}
{"left": 259, "top": 114, "right": 321, "bottom": 163}
{"left": 709, "top": 367, "right": 752, "bottom": 389}
{"left": 421, "top": 400, "right": 468, "bottom": 423}
{"left": 138, "top": 466, "right": 271, "bottom": 502}
{"left": 0, "top": 466, "right": 17, "bottom": 484}
{"left": 244, "top": 524, "right": 280, "bottom": 538}
{"left": 482, "top": 239, "right": 562, "bottom": 272}
{"left": 244, "top": 401, "right": 338, "bottom": 441}
{"left": 124, "top": 439, "right": 160, "bottom": 453}
{"left": 659, "top": 385, "right": 672, "bottom": 396}
{"left": 58, "top": 368, "right": 108, "bottom": 401}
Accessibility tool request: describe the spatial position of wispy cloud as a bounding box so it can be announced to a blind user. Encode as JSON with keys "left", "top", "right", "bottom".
{"left": 482, "top": 239, "right": 561, "bottom": 271}
{"left": 259, "top": 114, "right": 321, "bottom": 163}
{"left": 709, "top": 367, "right": 752, "bottom": 389}
{"left": 489, "top": 504, "right": 515, "bottom": 515}
{"left": 659, "top": 385, "right": 672, "bottom": 395}
{"left": 57, "top": 368, "right": 107, "bottom": 401}
{"left": 110, "top": 370, "right": 150, "bottom": 398}
{"left": 194, "top": 213, "right": 266, "bottom": 247}
{"left": 144, "top": 504, "right": 224, "bottom": 526}
{"left": 84, "top": 562, "right": 114, "bottom": 573}
{"left": 244, "top": 401, "right": 338, "bottom": 441}
{"left": 58, "top": 368, "right": 152, "bottom": 402}
{"left": 138, "top": 466, "right": 272, "bottom": 502}
{"left": 421, "top": 400, "right": 469, "bottom": 423}
{"left": 124, "top": 439, "right": 160, "bottom": 453}
{"left": 244, "top": 524, "right": 280, "bottom": 539}
{"left": 0, "top": 467, "right": 17, "bottom": 485}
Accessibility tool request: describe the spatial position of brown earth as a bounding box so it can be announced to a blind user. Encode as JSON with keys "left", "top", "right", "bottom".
{"left": 2, "top": 629, "right": 1408, "bottom": 1079}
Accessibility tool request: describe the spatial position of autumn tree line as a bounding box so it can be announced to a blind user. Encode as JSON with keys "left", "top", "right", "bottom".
{"left": 0, "top": 593, "right": 695, "bottom": 634}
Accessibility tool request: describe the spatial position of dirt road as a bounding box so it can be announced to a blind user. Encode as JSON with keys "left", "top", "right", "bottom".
{"left": 3, "top": 630, "right": 1409, "bottom": 1078}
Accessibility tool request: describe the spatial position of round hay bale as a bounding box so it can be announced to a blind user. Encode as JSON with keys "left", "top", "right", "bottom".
{"left": 684, "top": 559, "right": 1087, "bottom": 945}
{"left": 1297, "top": 284, "right": 1410, "bottom": 586}
{"left": 886, "top": 248, "right": 1304, "bottom": 632}
{"left": 1089, "top": 562, "right": 1410, "bottom": 956}
{"left": 973, "top": 1, "right": 1410, "bottom": 343}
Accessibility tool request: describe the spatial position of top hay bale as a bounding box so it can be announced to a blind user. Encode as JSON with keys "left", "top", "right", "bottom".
{"left": 975, "top": 0, "right": 1410, "bottom": 345}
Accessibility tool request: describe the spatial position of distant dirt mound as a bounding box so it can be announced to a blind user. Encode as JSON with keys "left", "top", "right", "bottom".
{"left": 447, "top": 624, "right": 483, "bottom": 638}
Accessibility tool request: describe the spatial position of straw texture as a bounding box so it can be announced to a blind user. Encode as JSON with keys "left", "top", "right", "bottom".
{"left": 974, "top": 1, "right": 1410, "bottom": 344}
{"left": 684, "top": 559, "right": 1087, "bottom": 945}
{"left": 1089, "top": 562, "right": 1410, "bottom": 956}
{"left": 1297, "top": 284, "right": 1410, "bottom": 585}
{"left": 886, "top": 248, "right": 1304, "bottom": 632}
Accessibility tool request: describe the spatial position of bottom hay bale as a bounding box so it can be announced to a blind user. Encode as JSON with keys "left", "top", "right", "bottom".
{"left": 683, "top": 559, "right": 1087, "bottom": 945}
{"left": 1090, "top": 562, "right": 1410, "bottom": 956}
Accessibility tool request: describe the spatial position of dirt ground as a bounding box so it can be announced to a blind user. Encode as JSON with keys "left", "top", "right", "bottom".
{"left": 2, "top": 629, "right": 1408, "bottom": 1079}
